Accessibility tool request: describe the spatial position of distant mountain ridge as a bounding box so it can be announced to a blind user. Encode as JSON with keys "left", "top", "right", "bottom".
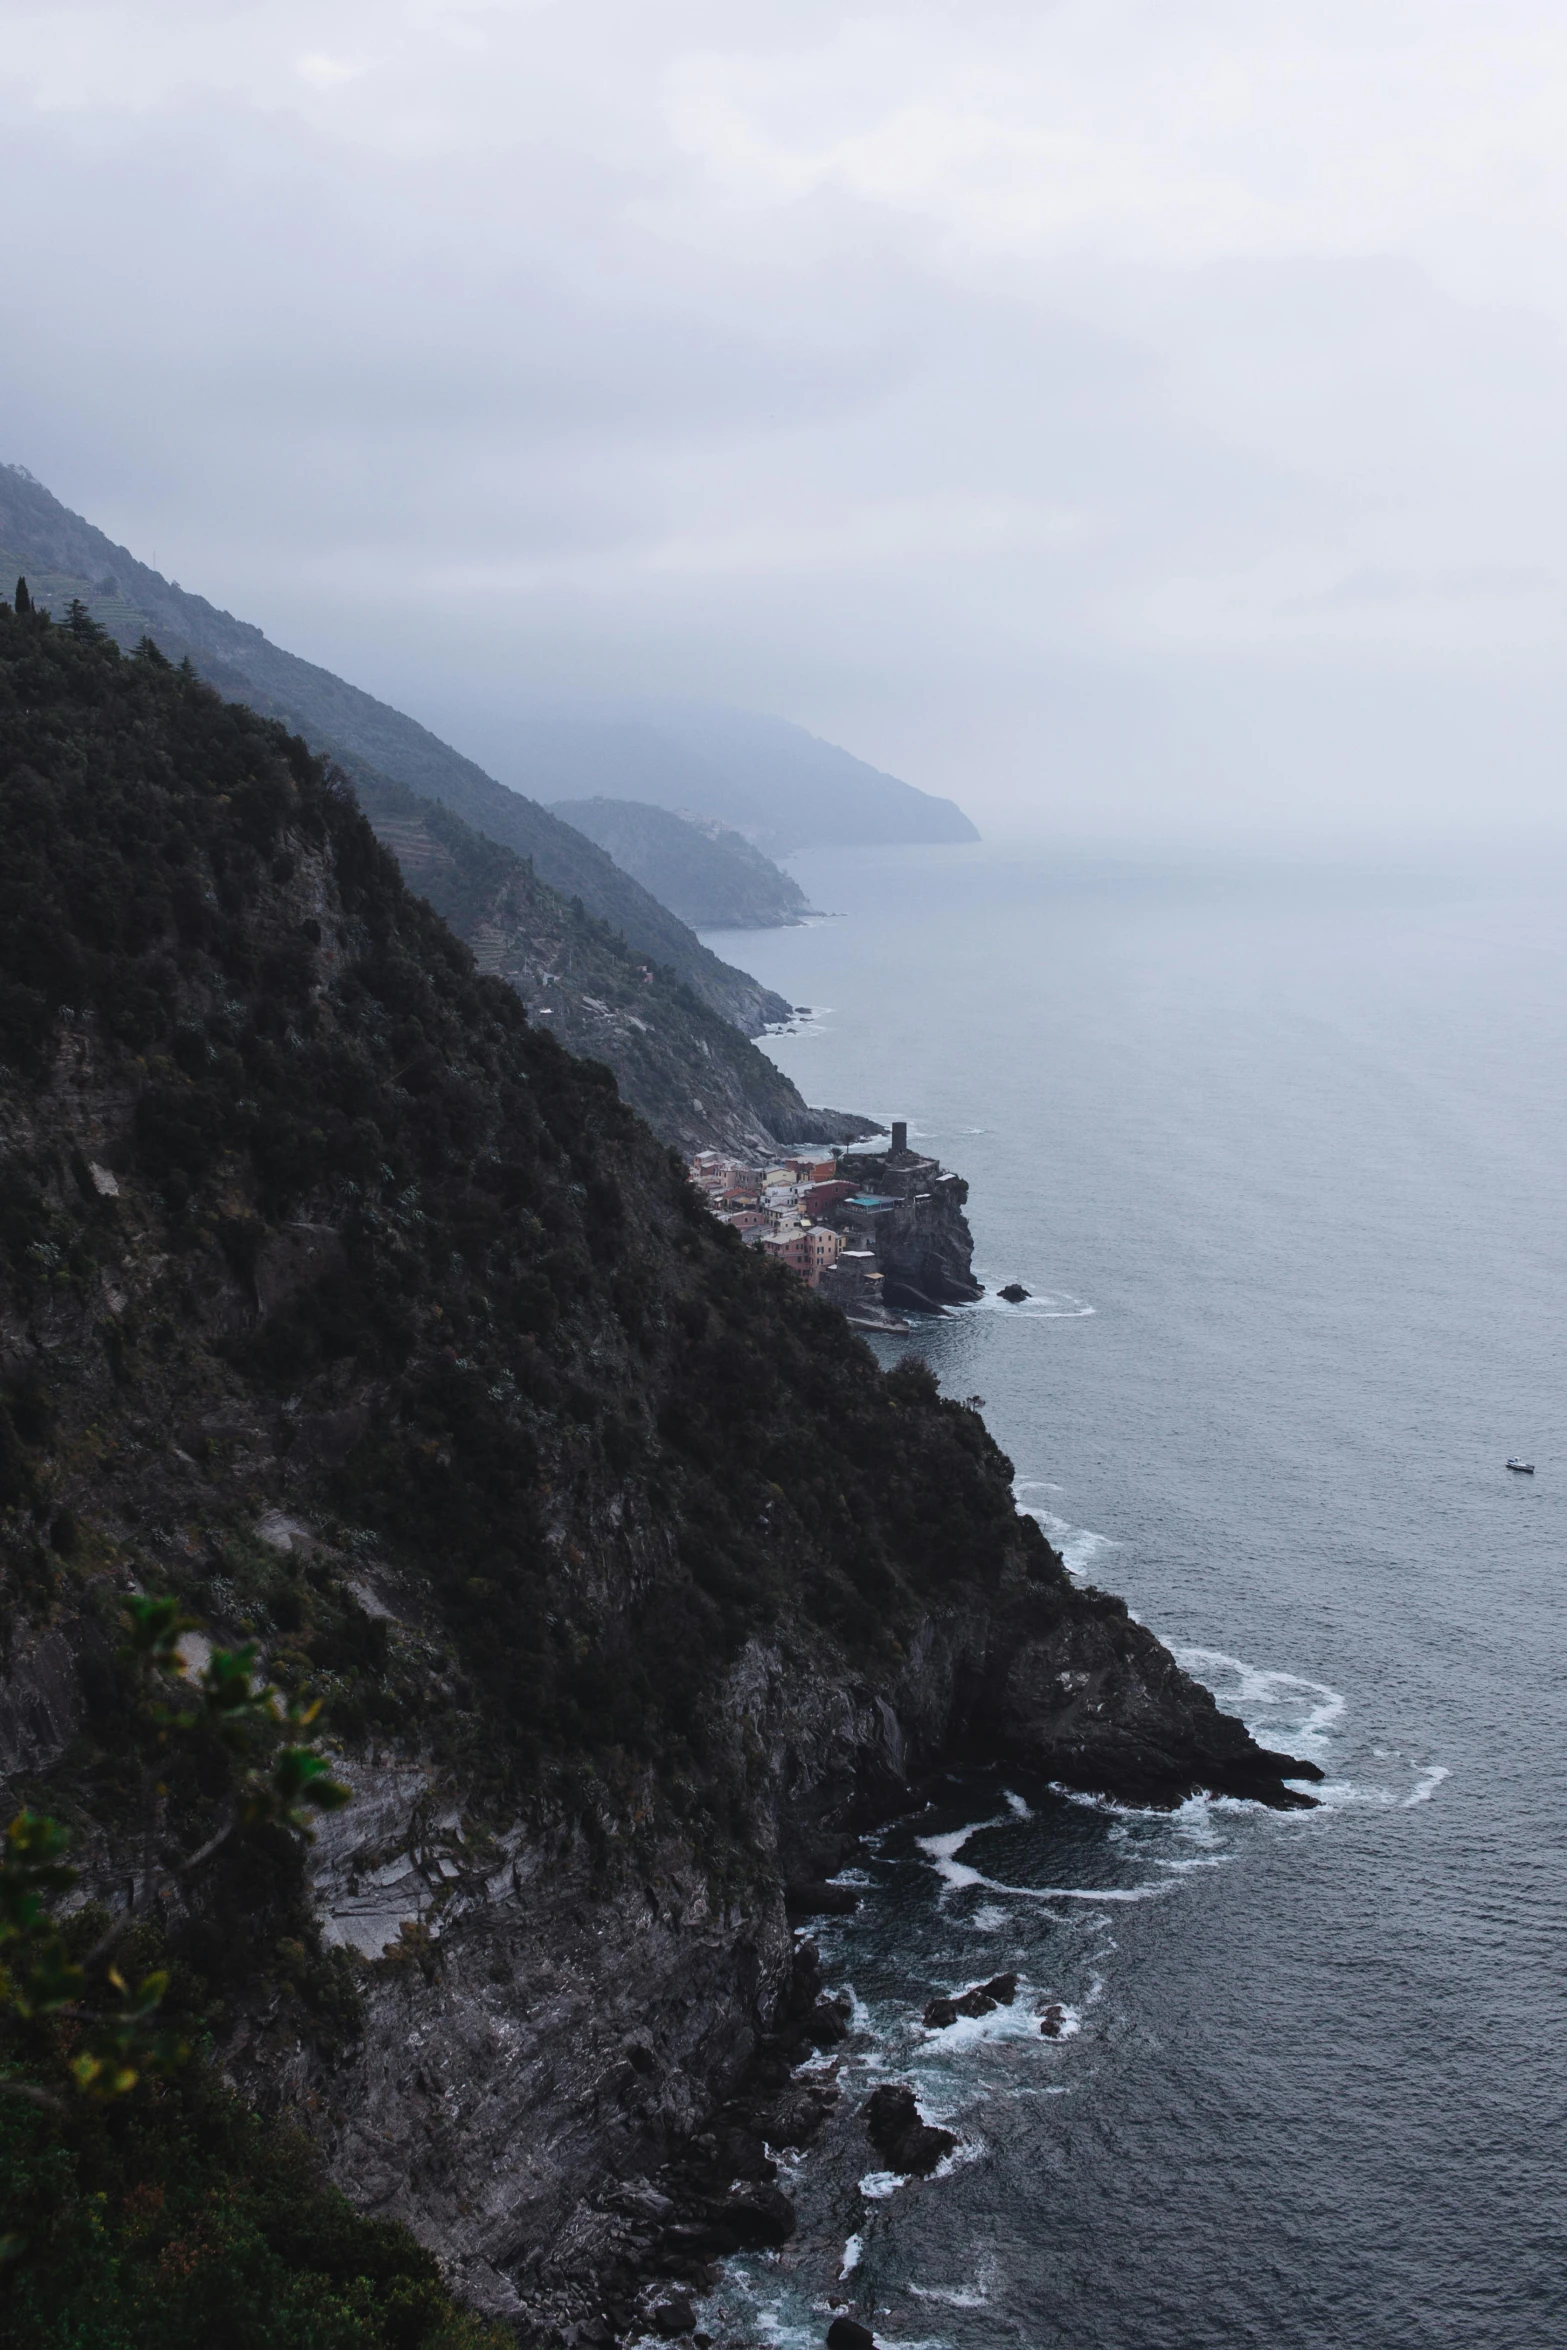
{"left": 0, "top": 464, "right": 976, "bottom": 910}
{"left": 0, "top": 465, "right": 879, "bottom": 1153}
{"left": 549, "top": 797, "right": 813, "bottom": 929}
{"left": 573, "top": 702, "right": 981, "bottom": 856}
{"left": 0, "top": 466, "right": 786, "bottom": 1037}
{"left": 517, "top": 710, "right": 978, "bottom": 856}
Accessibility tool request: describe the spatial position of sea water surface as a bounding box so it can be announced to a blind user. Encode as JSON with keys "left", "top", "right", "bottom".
{"left": 691, "top": 843, "right": 1567, "bottom": 2350}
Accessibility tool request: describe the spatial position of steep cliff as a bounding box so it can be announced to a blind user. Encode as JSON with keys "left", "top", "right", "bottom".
{"left": 344, "top": 766, "right": 870, "bottom": 1159}
{"left": 827, "top": 1146, "right": 983, "bottom": 1313}
{"left": 0, "top": 604, "right": 1318, "bottom": 2341}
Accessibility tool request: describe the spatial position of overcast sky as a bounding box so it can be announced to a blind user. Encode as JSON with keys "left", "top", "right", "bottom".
{"left": 6, "top": 1, "right": 1567, "bottom": 840}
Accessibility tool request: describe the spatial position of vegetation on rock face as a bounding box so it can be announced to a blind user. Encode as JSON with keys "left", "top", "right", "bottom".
{"left": 0, "top": 598, "right": 1041, "bottom": 1773}
{"left": 0, "top": 1594, "right": 503, "bottom": 2347}
{"left": 345, "top": 762, "right": 868, "bottom": 1157}
{"left": 0, "top": 597, "right": 1058, "bottom": 2336}
{"left": 0, "top": 2072, "right": 507, "bottom": 2348}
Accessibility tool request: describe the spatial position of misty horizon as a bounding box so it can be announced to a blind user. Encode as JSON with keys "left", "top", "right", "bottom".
{"left": 7, "top": 5, "right": 1567, "bottom": 843}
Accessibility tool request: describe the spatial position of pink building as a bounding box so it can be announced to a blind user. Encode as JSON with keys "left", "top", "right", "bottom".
{"left": 759, "top": 1230, "right": 813, "bottom": 1276}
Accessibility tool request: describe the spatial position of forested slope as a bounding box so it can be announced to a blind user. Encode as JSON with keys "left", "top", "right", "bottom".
{"left": 0, "top": 602, "right": 1312, "bottom": 2343}
{"left": 329, "top": 757, "right": 868, "bottom": 1156}
{"left": 0, "top": 466, "right": 788, "bottom": 1036}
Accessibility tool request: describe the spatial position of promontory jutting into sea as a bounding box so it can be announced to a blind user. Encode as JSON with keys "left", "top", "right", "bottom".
{"left": 0, "top": 466, "right": 1330, "bottom": 2347}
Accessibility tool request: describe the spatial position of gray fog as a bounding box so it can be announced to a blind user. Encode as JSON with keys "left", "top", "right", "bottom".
{"left": 5, "top": 1, "right": 1567, "bottom": 844}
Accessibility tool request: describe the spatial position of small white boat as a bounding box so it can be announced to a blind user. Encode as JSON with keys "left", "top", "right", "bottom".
{"left": 1506, "top": 1457, "right": 1536, "bottom": 1474}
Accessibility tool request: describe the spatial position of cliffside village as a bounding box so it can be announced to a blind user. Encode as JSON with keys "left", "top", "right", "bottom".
{"left": 687, "top": 1122, "right": 974, "bottom": 1328}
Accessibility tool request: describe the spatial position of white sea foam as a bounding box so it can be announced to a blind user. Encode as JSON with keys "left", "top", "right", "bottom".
{"left": 1303, "top": 1762, "right": 1449, "bottom": 1812}
{"left": 920, "top": 1994, "right": 1053, "bottom": 2051}
{"left": 915, "top": 1822, "right": 996, "bottom": 1893}
{"left": 1174, "top": 1646, "right": 1346, "bottom": 1762}
{"left": 858, "top": 2170, "right": 905, "bottom": 2200}
{"left": 1405, "top": 1764, "right": 1450, "bottom": 1806}
{"left": 1003, "top": 1788, "right": 1034, "bottom": 1819}
{"left": 838, "top": 2234, "right": 863, "bottom": 2279}
{"left": 1017, "top": 1507, "right": 1117, "bottom": 1579}
{"left": 915, "top": 1816, "right": 1174, "bottom": 1907}
{"left": 930, "top": 2133, "right": 988, "bottom": 2180}
{"left": 963, "top": 1284, "right": 1096, "bottom": 1320}
{"left": 910, "top": 2283, "right": 988, "bottom": 2308}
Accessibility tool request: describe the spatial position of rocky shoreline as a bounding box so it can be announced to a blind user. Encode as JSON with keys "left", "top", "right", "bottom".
{"left": 278, "top": 1587, "right": 1321, "bottom": 2341}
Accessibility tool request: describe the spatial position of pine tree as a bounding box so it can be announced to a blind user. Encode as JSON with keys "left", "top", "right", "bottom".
{"left": 65, "top": 596, "right": 106, "bottom": 641}
{"left": 14, "top": 576, "right": 30, "bottom": 614}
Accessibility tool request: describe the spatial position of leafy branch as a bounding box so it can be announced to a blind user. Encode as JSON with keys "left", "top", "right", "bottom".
{"left": 0, "top": 1597, "right": 348, "bottom": 2132}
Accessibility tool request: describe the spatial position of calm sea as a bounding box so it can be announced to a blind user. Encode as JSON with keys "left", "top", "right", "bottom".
{"left": 694, "top": 842, "right": 1567, "bottom": 2350}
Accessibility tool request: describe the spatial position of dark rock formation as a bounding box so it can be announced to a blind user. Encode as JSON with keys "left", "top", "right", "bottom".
{"left": 923, "top": 1972, "right": 1016, "bottom": 2026}
{"left": 863, "top": 2084, "right": 957, "bottom": 2177}
{"left": 650, "top": 2296, "right": 697, "bottom": 2336}
{"left": 826, "top": 1146, "right": 982, "bottom": 1311}
{"left": 827, "top": 2320, "right": 877, "bottom": 2350}
{"left": 785, "top": 1879, "right": 860, "bottom": 1918}
{"left": 999, "top": 1282, "right": 1030, "bottom": 1303}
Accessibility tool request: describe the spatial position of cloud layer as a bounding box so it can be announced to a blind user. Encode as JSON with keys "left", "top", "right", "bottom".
{"left": 6, "top": 1, "right": 1567, "bottom": 837}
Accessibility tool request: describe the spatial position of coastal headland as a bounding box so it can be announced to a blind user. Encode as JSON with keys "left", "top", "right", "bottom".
{"left": 0, "top": 606, "right": 1320, "bottom": 2342}
{"left": 688, "top": 1120, "right": 983, "bottom": 1332}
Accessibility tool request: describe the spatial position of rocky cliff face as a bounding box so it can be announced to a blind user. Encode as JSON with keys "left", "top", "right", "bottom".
{"left": 0, "top": 606, "right": 1317, "bottom": 2342}
{"left": 350, "top": 780, "right": 872, "bottom": 1160}
{"left": 827, "top": 1148, "right": 983, "bottom": 1313}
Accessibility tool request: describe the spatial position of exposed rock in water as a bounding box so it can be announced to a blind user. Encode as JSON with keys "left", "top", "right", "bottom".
{"left": 999, "top": 1281, "right": 1031, "bottom": 1303}
{"left": 785, "top": 1879, "right": 861, "bottom": 1918}
{"left": 923, "top": 1972, "right": 1017, "bottom": 2026}
{"left": 827, "top": 2321, "right": 878, "bottom": 2350}
{"left": 862, "top": 2084, "right": 958, "bottom": 2177}
{"left": 650, "top": 2296, "right": 697, "bottom": 2336}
